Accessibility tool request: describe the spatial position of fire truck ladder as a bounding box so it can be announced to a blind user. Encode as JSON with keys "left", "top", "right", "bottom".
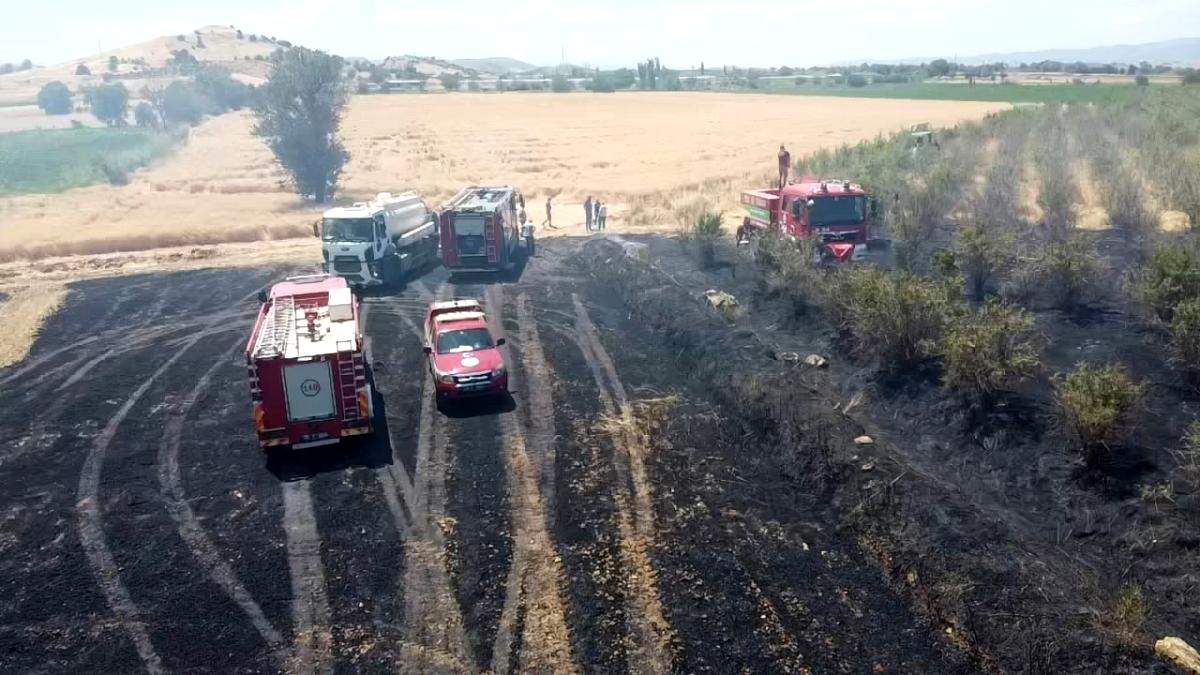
{"left": 484, "top": 217, "right": 498, "bottom": 262}
{"left": 336, "top": 342, "right": 365, "bottom": 422}
{"left": 255, "top": 296, "right": 296, "bottom": 358}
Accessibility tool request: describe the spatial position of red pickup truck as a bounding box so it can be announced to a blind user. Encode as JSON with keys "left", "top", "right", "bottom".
{"left": 422, "top": 299, "right": 509, "bottom": 403}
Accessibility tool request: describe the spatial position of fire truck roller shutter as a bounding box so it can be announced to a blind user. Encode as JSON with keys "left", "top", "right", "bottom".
{"left": 283, "top": 360, "right": 338, "bottom": 422}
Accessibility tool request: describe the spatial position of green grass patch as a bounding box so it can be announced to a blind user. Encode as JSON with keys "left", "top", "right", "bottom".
{"left": 0, "top": 128, "right": 178, "bottom": 195}
{"left": 752, "top": 82, "right": 1155, "bottom": 105}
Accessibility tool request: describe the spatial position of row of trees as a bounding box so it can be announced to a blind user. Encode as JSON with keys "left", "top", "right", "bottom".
{"left": 35, "top": 65, "right": 252, "bottom": 127}
{"left": 0, "top": 59, "right": 34, "bottom": 74}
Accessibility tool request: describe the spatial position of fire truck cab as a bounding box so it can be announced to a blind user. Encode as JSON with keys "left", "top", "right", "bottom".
{"left": 740, "top": 177, "right": 877, "bottom": 262}
{"left": 245, "top": 274, "right": 373, "bottom": 450}
{"left": 438, "top": 186, "right": 524, "bottom": 274}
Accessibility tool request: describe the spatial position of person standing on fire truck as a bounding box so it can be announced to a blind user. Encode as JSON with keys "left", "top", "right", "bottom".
{"left": 778, "top": 144, "right": 791, "bottom": 189}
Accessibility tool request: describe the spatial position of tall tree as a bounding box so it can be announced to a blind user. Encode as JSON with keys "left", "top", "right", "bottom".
{"left": 253, "top": 47, "right": 348, "bottom": 203}
{"left": 36, "top": 81, "right": 72, "bottom": 115}
{"left": 88, "top": 83, "right": 128, "bottom": 126}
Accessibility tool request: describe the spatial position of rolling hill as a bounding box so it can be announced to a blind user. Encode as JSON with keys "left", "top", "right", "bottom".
{"left": 446, "top": 57, "right": 538, "bottom": 75}
{"left": 875, "top": 37, "right": 1200, "bottom": 67}
{"left": 0, "top": 25, "right": 290, "bottom": 106}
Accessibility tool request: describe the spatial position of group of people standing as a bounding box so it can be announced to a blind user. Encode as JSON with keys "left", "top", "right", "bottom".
{"left": 583, "top": 196, "right": 608, "bottom": 232}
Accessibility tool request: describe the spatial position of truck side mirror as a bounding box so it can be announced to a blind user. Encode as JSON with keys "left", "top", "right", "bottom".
{"left": 256, "top": 290, "right": 268, "bottom": 304}
{"left": 312, "top": 221, "right": 320, "bottom": 238}
{"left": 422, "top": 346, "right": 432, "bottom": 355}
{"left": 495, "top": 338, "right": 506, "bottom": 346}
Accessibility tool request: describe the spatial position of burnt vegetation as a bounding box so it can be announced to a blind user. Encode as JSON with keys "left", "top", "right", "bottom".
{"left": 577, "top": 86, "right": 1200, "bottom": 672}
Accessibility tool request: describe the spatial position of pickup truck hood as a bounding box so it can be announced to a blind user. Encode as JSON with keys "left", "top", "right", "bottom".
{"left": 433, "top": 348, "right": 503, "bottom": 376}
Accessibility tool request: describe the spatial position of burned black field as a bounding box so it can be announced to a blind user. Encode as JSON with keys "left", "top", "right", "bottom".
{"left": 6, "top": 84, "right": 1200, "bottom": 675}
{"left": 0, "top": 238, "right": 964, "bottom": 673}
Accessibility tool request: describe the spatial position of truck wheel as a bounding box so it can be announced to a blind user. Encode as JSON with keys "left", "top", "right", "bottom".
{"left": 381, "top": 257, "right": 399, "bottom": 286}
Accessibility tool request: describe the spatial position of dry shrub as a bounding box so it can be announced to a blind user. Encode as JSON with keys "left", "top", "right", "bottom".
{"left": 1168, "top": 298, "right": 1200, "bottom": 375}
{"left": 827, "top": 266, "right": 961, "bottom": 369}
{"left": 1099, "top": 582, "right": 1147, "bottom": 645}
{"left": 754, "top": 234, "right": 824, "bottom": 315}
{"left": 672, "top": 196, "right": 711, "bottom": 238}
{"left": 1025, "top": 233, "right": 1103, "bottom": 310}
{"left": 1132, "top": 242, "right": 1200, "bottom": 322}
{"left": 954, "top": 217, "right": 1016, "bottom": 301}
{"left": 939, "top": 300, "right": 1041, "bottom": 402}
{"left": 1054, "top": 363, "right": 1144, "bottom": 466}
{"left": 1176, "top": 421, "right": 1200, "bottom": 488}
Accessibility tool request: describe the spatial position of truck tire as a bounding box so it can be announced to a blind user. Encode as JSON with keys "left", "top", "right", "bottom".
{"left": 381, "top": 256, "right": 399, "bottom": 286}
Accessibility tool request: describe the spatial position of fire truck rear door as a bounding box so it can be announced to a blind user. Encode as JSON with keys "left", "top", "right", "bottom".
{"left": 283, "top": 360, "right": 337, "bottom": 422}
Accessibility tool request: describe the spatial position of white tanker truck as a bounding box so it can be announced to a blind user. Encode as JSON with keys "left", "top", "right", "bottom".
{"left": 318, "top": 192, "right": 439, "bottom": 287}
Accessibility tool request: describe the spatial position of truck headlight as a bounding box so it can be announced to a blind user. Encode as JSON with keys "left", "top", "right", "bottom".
{"left": 438, "top": 374, "right": 455, "bottom": 384}
{"left": 493, "top": 365, "right": 506, "bottom": 377}
{"left": 364, "top": 248, "right": 375, "bottom": 262}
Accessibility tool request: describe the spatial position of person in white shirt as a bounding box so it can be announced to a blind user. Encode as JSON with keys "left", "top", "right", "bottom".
{"left": 598, "top": 202, "right": 608, "bottom": 230}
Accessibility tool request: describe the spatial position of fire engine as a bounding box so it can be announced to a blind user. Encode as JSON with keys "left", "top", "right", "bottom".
{"left": 439, "top": 186, "right": 525, "bottom": 273}
{"left": 739, "top": 177, "right": 879, "bottom": 262}
{"left": 245, "top": 274, "right": 373, "bottom": 450}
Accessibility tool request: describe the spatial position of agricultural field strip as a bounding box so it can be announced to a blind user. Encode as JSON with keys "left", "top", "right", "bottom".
{"left": 570, "top": 293, "right": 676, "bottom": 673}
{"left": 485, "top": 285, "right": 577, "bottom": 674}
{"left": 280, "top": 479, "right": 333, "bottom": 674}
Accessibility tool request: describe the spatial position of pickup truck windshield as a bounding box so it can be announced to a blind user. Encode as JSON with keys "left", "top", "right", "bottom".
{"left": 809, "top": 196, "right": 866, "bottom": 226}
{"left": 322, "top": 217, "right": 374, "bottom": 242}
{"left": 437, "top": 328, "right": 493, "bottom": 354}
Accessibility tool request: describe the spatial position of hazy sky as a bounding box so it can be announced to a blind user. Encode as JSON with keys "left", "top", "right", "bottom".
{"left": 3, "top": 0, "right": 1197, "bottom": 68}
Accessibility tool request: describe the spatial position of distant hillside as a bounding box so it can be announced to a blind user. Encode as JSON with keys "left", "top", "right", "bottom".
{"left": 447, "top": 57, "right": 538, "bottom": 75}
{"left": 877, "top": 37, "right": 1200, "bottom": 67}
{"left": 0, "top": 25, "right": 292, "bottom": 105}
{"left": 378, "top": 55, "right": 470, "bottom": 77}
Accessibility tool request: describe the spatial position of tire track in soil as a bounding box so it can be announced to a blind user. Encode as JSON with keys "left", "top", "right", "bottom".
{"left": 308, "top": 293, "right": 417, "bottom": 670}
{"left": 388, "top": 290, "right": 476, "bottom": 673}
{"left": 0, "top": 269, "right": 278, "bottom": 672}
{"left": 157, "top": 338, "right": 286, "bottom": 658}
{"left": 486, "top": 285, "right": 577, "bottom": 675}
{"left": 570, "top": 293, "right": 676, "bottom": 674}
{"left": 281, "top": 479, "right": 334, "bottom": 675}
{"left": 76, "top": 334, "right": 214, "bottom": 675}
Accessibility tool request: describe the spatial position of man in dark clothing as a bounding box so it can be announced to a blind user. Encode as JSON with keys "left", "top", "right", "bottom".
{"left": 544, "top": 196, "right": 555, "bottom": 229}
{"left": 584, "top": 196, "right": 594, "bottom": 231}
{"left": 778, "top": 144, "right": 791, "bottom": 189}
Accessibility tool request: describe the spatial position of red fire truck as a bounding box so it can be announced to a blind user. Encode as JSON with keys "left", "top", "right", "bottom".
{"left": 245, "top": 274, "right": 373, "bottom": 450}
{"left": 438, "top": 186, "right": 525, "bottom": 273}
{"left": 739, "top": 177, "right": 879, "bottom": 262}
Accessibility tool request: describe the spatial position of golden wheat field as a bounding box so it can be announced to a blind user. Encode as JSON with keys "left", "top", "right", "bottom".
{"left": 0, "top": 92, "right": 1005, "bottom": 263}
{"left": 0, "top": 92, "right": 1005, "bottom": 366}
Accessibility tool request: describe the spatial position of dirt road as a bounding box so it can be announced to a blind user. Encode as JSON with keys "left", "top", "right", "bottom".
{"left": 0, "top": 239, "right": 954, "bottom": 672}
